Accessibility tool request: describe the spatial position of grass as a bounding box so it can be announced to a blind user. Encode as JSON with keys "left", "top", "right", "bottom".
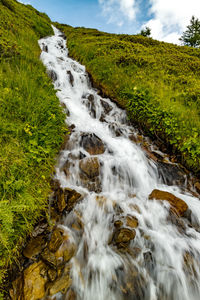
{"left": 0, "top": 0, "right": 66, "bottom": 294}
{"left": 55, "top": 23, "right": 200, "bottom": 175}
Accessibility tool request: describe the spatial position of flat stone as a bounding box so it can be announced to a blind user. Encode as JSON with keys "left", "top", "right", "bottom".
{"left": 149, "top": 189, "right": 188, "bottom": 217}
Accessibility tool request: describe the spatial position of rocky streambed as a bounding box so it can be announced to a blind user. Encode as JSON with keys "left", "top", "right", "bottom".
{"left": 8, "top": 27, "right": 200, "bottom": 300}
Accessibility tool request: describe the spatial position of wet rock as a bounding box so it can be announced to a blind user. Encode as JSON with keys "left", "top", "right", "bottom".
{"left": 12, "top": 261, "right": 48, "bottom": 300}
{"left": 126, "top": 216, "right": 139, "bottom": 228}
{"left": 23, "top": 236, "right": 47, "bottom": 259}
{"left": 47, "top": 268, "right": 57, "bottom": 282}
{"left": 42, "top": 44, "right": 48, "bottom": 52}
{"left": 96, "top": 195, "right": 107, "bottom": 207}
{"left": 47, "top": 69, "right": 57, "bottom": 82}
{"left": 55, "top": 238, "right": 76, "bottom": 264}
{"left": 79, "top": 157, "right": 100, "bottom": 178}
{"left": 59, "top": 33, "right": 66, "bottom": 40}
{"left": 49, "top": 227, "right": 64, "bottom": 253}
{"left": 88, "top": 94, "right": 95, "bottom": 102}
{"left": 66, "top": 289, "right": 76, "bottom": 300}
{"left": 114, "top": 220, "right": 123, "bottom": 228}
{"left": 48, "top": 264, "right": 72, "bottom": 296}
{"left": 167, "top": 210, "right": 186, "bottom": 234}
{"left": 67, "top": 70, "right": 74, "bottom": 86}
{"left": 129, "top": 203, "right": 141, "bottom": 214}
{"left": 62, "top": 160, "right": 72, "bottom": 179}
{"left": 41, "top": 248, "right": 58, "bottom": 268}
{"left": 65, "top": 188, "right": 82, "bottom": 212}
{"left": 149, "top": 189, "right": 188, "bottom": 217}
{"left": 129, "top": 134, "right": 143, "bottom": 144}
{"left": 194, "top": 182, "right": 200, "bottom": 194}
{"left": 114, "top": 228, "right": 136, "bottom": 247}
{"left": 56, "top": 187, "right": 67, "bottom": 212}
{"left": 143, "top": 251, "right": 155, "bottom": 275}
{"left": 142, "top": 146, "right": 159, "bottom": 162}
{"left": 183, "top": 251, "right": 197, "bottom": 277}
{"left": 157, "top": 162, "right": 186, "bottom": 186}
{"left": 100, "top": 99, "right": 112, "bottom": 114}
{"left": 80, "top": 133, "right": 105, "bottom": 155}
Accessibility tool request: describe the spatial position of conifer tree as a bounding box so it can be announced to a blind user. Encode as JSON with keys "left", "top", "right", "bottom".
{"left": 180, "top": 16, "right": 200, "bottom": 47}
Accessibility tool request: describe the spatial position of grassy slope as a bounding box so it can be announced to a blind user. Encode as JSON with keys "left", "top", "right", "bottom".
{"left": 0, "top": 0, "right": 66, "bottom": 291}
{"left": 55, "top": 24, "right": 200, "bottom": 175}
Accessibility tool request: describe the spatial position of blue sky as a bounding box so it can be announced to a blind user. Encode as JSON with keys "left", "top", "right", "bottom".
{"left": 21, "top": 0, "right": 200, "bottom": 44}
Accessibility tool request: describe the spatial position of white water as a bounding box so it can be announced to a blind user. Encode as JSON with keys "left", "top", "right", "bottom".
{"left": 39, "top": 27, "right": 200, "bottom": 300}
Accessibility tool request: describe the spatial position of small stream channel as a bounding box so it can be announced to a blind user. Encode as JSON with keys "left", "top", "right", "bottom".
{"left": 31, "top": 26, "right": 200, "bottom": 300}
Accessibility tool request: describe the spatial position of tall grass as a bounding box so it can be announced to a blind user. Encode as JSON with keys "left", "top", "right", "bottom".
{"left": 0, "top": 0, "right": 66, "bottom": 294}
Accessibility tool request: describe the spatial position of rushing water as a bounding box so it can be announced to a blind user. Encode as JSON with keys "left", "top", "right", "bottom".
{"left": 39, "top": 27, "right": 200, "bottom": 300}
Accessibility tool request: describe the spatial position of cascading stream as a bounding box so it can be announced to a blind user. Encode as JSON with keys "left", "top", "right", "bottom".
{"left": 39, "top": 26, "right": 200, "bottom": 300}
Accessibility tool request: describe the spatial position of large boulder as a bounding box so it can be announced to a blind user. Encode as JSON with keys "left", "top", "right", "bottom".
{"left": 113, "top": 228, "right": 136, "bottom": 248}
{"left": 149, "top": 189, "right": 188, "bottom": 217}
{"left": 11, "top": 261, "right": 48, "bottom": 300}
{"left": 80, "top": 133, "right": 105, "bottom": 155}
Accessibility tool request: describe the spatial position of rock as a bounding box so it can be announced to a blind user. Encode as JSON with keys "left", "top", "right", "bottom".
{"left": 88, "top": 94, "right": 94, "bottom": 102}
{"left": 47, "top": 70, "right": 57, "bottom": 82}
{"left": 62, "top": 160, "right": 72, "bottom": 179}
{"left": 55, "top": 239, "right": 76, "bottom": 263}
{"left": 114, "top": 228, "right": 136, "bottom": 247}
{"left": 23, "top": 236, "right": 46, "bottom": 259}
{"left": 100, "top": 99, "right": 112, "bottom": 114}
{"left": 79, "top": 157, "right": 100, "bottom": 178}
{"left": 129, "top": 134, "right": 143, "bottom": 144}
{"left": 48, "top": 264, "right": 72, "bottom": 296}
{"left": 149, "top": 189, "right": 188, "bottom": 217}
{"left": 167, "top": 210, "right": 186, "bottom": 234}
{"left": 49, "top": 227, "right": 64, "bottom": 253}
{"left": 114, "top": 220, "right": 123, "bottom": 228}
{"left": 12, "top": 261, "right": 48, "bottom": 300}
{"left": 31, "top": 223, "right": 48, "bottom": 238}
{"left": 183, "top": 251, "right": 197, "bottom": 277}
{"left": 55, "top": 188, "right": 67, "bottom": 212}
{"left": 143, "top": 251, "right": 155, "bottom": 274}
{"left": 47, "top": 268, "right": 57, "bottom": 282}
{"left": 126, "top": 216, "right": 138, "bottom": 228}
{"left": 96, "top": 195, "right": 107, "bottom": 207}
{"left": 194, "top": 182, "right": 200, "bottom": 194}
{"left": 80, "top": 133, "right": 105, "bottom": 155}
{"left": 42, "top": 44, "right": 48, "bottom": 52}
{"left": 65, "top": 189, "right": 82, "bottom": 212}
{"left": 41, "top": 248, "right": 57, "bottom": 268}
{"left": 157, "top": 162, "right": 186, "bottom": 186}
{"left": 129, "top": 204, "right": 141, "bottom": 214}
{"left": 66, "top": 289, "right": 76, "bottom": 300}
{"left": 67, "top": 70, "right": 74, "bottom": 86}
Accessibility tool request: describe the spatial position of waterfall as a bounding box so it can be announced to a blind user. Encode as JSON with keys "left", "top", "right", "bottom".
{"left": 39, "top": 26, "right": 200, "bottom": 300}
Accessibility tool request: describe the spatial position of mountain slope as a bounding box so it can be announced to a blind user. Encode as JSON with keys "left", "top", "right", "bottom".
{"left": 55, "top": 24, "right": 200, "bottom": 174}
{"left": 0, "top": 0, "right": 66, "bottom": 292}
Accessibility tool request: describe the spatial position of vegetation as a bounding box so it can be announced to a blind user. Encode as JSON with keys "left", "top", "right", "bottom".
{"left": 0, "top": 0, "right": 66, "bottom": 294}
{"left": 180, "top": 16, "right": 200, "bottom": 48}
{"left": 55, "top": 23, "right": 200, "bottom": 174}
{"left": 140, "top": 26, "right": 151, "bottom": 37}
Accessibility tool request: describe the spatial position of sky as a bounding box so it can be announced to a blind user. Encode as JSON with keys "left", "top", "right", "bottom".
{"left": 19, "top": 0, "right": 200, "bottom": 44}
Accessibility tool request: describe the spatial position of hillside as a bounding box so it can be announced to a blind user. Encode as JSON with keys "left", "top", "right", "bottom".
{"left": 0, "top": 0, "right": 66, "bottom": 292}
{"left": 55, "top": 23, "right": 200, "bottom": 174}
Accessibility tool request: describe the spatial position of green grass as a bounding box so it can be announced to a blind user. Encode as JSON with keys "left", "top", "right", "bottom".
{"left": 0, "top": 0, "right": 66, "bottom": 294}
{"left": 55, "top": 23, "right": 200, "bottom": 174}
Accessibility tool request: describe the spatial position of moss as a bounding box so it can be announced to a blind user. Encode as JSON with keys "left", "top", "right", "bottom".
{"left": 55, "top": 23, "right": 200, "bottom": 174}
{"left": 0, "top": 0, "right": 66, "bottom": 295}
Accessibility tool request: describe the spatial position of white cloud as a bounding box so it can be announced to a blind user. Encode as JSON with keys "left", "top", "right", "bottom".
{"left": 99, "top": 0, "right": 137, "bottom": 26}
{"left": 144, "top": 0, "right": 200, "bottom": 44}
